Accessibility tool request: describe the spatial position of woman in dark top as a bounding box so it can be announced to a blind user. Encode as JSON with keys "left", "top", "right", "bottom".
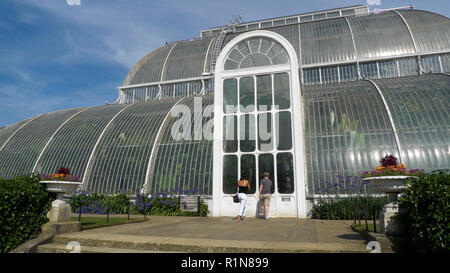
{"left": 237, "top": 177, "right": 250, "bottom": 222}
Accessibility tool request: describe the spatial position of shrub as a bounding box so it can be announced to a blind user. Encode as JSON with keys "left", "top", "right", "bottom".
{"left": 310, "top": 196, "right": 389, "bottom": 220}
{"left": 397, "top": 170, "right": 449, "bottom": 253}
{"left": 69, "top": 192, "right": 110, "bottom": 214}
{"left": 379, "top": 154, "right": 399, "bottom": 168}
{"left": 70, "top": 191, "right": 208, "bottom": 217}
{"left": 109, "top": 193, "right": 132, "bottom": 214}
{"left": 0, "top": 174, "right": 54, "bottom": 253}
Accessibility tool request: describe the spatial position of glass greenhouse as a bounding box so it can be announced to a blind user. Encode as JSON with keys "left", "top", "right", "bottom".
{"left": 0, "top": 5, "right": 449, "bottom": 218}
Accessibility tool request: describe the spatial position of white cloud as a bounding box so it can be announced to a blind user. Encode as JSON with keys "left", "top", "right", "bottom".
{"left": 15, "top": 0, "right": 170, "bottom": 69}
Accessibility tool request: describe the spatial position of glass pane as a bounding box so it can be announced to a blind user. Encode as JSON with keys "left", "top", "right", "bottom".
{"left": 321, "top": 66, "right": 339, "bottom": 84}
{"left": 228, "top": 48, "right": 244, "bottom": 62}
{"left": 224, "top": 60, "right": 239, "bottom": 70}
{"left": 303, "top": 68, "right": 320, "bottom": 85}
{"left": 258, "top": 113, "right": 273, "bottom": 151}
{"left": 239, "top": 77, "right": 255, "bottom": 112}
{"left": 223, "top": 78, "right": 237, "bottom": 114}
{"left": 379, "top": 60, "right": 398, "bottom": 78}
{"left": 313, "top": 13, "right": 326, "bottom": 20}
{"left": 276, "top": 111, "right": 292, "bottom": 150}
{"left": 223, "top": 155, "right": 238, "bottom": 194}
{"left": 223, "top": 115, "right": 237, "bottom": 153}
{"left": 240, "top": 114, "right": 256, "bottom": 152}
{"left": 277, "top": 153, "right": 294, "bottom": 194}
{"left": 347, "top": 12, "right": 415, "bottom": 60}
{"left": 241, "top": 154, "right": 256, "bottom": 194}
{"left": 441, "top": 53, "right": 450, "bottom": 73}
{"left": 421, "top": 55, "right": 441, "bottom": 73}
{"left": 300, "top": 15, "right": 313, "bottom": 22}
{"left": 398, "top": 57, "right": 419, "bottom": 77}
{"left": 339, "top": 64, "right": 358, "bottom": 82}
{"left": 360, "top": 62, "right": 378, "bottom": 79}
{"left": 258, "top": 154, "right": 275, "bottom": 193}
{"left": 257, "top": 75, "right": 272, "bottom": 111}
{"left": 225, "top": 37, "right": 289, "bottom": 70}
{"left": 240, "top": 54, "right": 271, "bottom": 68}
{"left": 300, "top": 18, "right": 356, "bottom": 65}
{"left": 272, "top": 52, "right": 289, "bottom": 65}
{"left": 238, "top": 41, "right": 250, "bottom": 56}
{"left": 274, "top": 73, "right": 290, "bottom": 110}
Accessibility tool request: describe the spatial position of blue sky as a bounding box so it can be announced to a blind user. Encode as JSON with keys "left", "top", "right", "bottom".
{"left": 0, "top": 0, "right": 449, "bottom": 126}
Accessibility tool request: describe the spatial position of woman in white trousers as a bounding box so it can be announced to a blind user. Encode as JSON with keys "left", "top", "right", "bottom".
{"left": 237, "top": 177, "right": 250, "bottom": 222}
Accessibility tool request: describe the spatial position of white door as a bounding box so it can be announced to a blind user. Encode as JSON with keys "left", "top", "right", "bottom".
{"left": 213, "top": 31, "right": 307, "bottom": 218}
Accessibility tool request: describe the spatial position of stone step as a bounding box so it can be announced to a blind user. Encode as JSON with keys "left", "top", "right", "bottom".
{"left": 49, "top": 232, "right": 369, "bottom": 253}
{"left": 36, "top": 243, "right": 182, "bottom": 253}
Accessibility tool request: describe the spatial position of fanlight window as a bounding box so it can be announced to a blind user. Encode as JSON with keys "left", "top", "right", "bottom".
{"left": 224, "top": 37, "right": 289, "bottom": 70}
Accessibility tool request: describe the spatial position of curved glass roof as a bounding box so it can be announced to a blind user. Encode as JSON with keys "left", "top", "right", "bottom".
{"left": 83, "top": 98, "right": 181, "bottom": 194}
{"left": 0, "top": 117, "right": 33, "bottom": 150}
{"left": 346, "top": 11, "right": 416, "bottom": 60}
{"left": 34, "top": 104, "right": 129, "bottom": 179}
{"left": 303, "top": 74, "right": 450, "bottom": 195}
{"left": 303, "top": 80, "right": 397, "bottom": 194}
{"left": 122, "top": 9, "right": 450, "bottom": 86}
{"left": 148, "top": 95, "right": 214, "bottom": 195}
{"left": 372, "top": 75, "right": 450, "bottom": 171}
{"left": 123, "top": 44, "right": 175, "bottom": 85}
{"left": 300, "top": 17, "right": 356, "bottom": 65}
{"left": 398, "top": 10, "right": 450, "bottom": 53}
{"left": 0, "top": 109, "right": 83, "bottom": 178}
{"left": 164, "top": 37, "right": 214, "bottom": 81}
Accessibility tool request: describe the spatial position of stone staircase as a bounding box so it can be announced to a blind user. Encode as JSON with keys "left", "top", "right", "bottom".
{"left": 36, "top": 232, "right": 369, "bottom": 253}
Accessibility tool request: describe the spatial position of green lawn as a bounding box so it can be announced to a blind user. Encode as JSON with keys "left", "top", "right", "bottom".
{"left": 71, "top": 216, "right": 148, "bottom": 229}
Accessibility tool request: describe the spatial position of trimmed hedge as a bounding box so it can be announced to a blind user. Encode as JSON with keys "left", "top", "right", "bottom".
{"left": 310, "top": 196, "right": 389, "bottom": 220}
{"left": 398, "top": 170, "right": 449, "bottom": 253}
{"left": 0, "top": 175, "right": 54, "bottom": 253}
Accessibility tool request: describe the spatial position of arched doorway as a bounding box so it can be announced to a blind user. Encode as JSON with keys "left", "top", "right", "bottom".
{"left": 212, "top": 30, "right": 307, "bottom": 218}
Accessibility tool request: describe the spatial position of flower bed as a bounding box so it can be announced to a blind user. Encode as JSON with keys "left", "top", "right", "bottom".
{"left": 69, "top": 190, "right": 208, "bottom": 217}
{"left": 41, "top": 167, "right": 81, "bottom": 182}
{"left": 362, "top": 155, "right": 423, "bottom": 178}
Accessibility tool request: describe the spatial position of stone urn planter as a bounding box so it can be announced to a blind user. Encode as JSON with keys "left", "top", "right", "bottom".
{"left": 363, "top": 175, "right": 417, "bottom": 235}
{"left": 40, "top": 181, "right": 82, "bottom": 222}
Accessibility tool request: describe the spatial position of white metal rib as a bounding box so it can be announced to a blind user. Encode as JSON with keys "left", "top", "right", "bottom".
{"left": 32, "top": 107, "right": 91, "bottom": 173}
{"left": 343, "top": 16, "right": 360, "bottom": 78}
{"left": 142, "top": 97, "right": 185, "bottom": 195}
{"left": 393, "top": 10, "right": 418, "bottom": 53}
{"left": 364, "top": 79, "right": 403, "bottom": 164}
{"left": 160, "top": 43, "right": 179, "bottom": 82}
{"left": 203, "top": 37, "right": 216, "bottom": 73}
{"left": 298, "top": 23, "right": 304, "bottom": 85}
{"left": 81, "top": 103, "right": 136, "bottom": 186}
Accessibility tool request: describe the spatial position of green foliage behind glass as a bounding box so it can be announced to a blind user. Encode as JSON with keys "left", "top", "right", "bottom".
{"left": 0, "top": 175, "right": 54, "bottom": 253}
{"left": 397, "top": 170, "right": 449, "bottom": 253}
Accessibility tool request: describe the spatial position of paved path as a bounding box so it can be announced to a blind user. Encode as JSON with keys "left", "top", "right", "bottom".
{"left": 45, "top": 216, "right": 370, "bottom": 253}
